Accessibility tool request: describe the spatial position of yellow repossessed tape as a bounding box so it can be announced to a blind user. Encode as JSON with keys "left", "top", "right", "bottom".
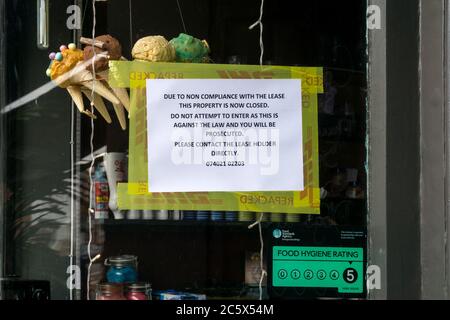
{"left": 109, "top": 61, "right": 322, "bottom": 214}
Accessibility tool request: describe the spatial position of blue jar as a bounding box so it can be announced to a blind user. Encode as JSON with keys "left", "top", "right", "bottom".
{"left": 105, "top": 255, "right": 138, "bottom": 284}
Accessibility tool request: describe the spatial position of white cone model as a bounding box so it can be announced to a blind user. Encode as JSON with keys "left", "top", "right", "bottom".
{"left": 104, "top": 152, "right": 127, "bottom": 220}
{"left": 46, "top": 41, "right": 129, "bottom": 130}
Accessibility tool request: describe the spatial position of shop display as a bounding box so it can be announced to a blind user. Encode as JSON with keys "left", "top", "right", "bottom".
{"left": 131, "top": 36, "right": 176, "bottom": 62}
{"left": 169, "top": 33, "right": 210, "bottom": 63}
{"left": 5, "top": 0, "right": 370, "bottom": 302}
{"left": 45, "top": 36, "right": 129, "bottom": 129}
{"left": 104, "top": 255, "right": 138, "bottom": 284}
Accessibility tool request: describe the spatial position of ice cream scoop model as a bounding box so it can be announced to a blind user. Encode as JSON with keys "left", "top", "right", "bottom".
{"left": 83, "top": 35, "right": 123, "bottom": 72}
{"left": 45, "top": 36, "right": 129, "bottom": 130}
{"left": 169, "top": 33, "right": 210, "bottom": 63}
{"left": 132, "top": 36, "right": 176, "bottom": 62}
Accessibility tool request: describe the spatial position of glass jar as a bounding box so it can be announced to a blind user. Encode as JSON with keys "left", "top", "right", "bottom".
{"left": 105, "top": 255, "right": 138, "bottom": 284}
{"left": 96, "top": 283, "right": 126, "bottom": 300}
{"left": 126, "top": 283, "right": 152, "bottom": 300}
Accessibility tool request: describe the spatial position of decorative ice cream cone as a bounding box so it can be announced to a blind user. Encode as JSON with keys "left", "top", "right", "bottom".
{"left": 112, "top": 103, "right": 127, "bottom": 130}
{"left": 81, "top": 89, "right": 112, "bottom": 124}
{"left": 45, "top": 39, "right": 129, "bottom": 130}
{"left": 66, "top": 85, "right": 96, "bottom": 119}
{"left": 111, "top": 87, "right": 130, "bottom": 112}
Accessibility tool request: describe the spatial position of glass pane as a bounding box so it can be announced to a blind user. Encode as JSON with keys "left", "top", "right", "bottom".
{"left": 1, "top": 0, "right": 77, "bottom": 299}
{"left": 1, "top": 0, "right": 368, "bottom": 300}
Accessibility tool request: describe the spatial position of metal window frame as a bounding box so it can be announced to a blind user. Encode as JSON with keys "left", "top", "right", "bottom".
{"left": 367, "top": 0, "right": 388, "bottom": 300}
{"left": 368, "top": 0, "right": 450, "bottom": 300}
{"left": 419, "top": 0, "right": 448, "bottom": 300}
{"left": 0, "top": 0, "right": 6, "bottom": 278}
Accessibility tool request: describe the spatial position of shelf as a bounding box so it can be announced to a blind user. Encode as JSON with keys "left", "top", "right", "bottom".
{"left": 102, "top": 219, "right": 262, "bottom": 228}
{"left": 99, "top": 219, "right": 320, "bottom": 232}
{"left": 100, "top": 219, "right": 276, "bottom": 234}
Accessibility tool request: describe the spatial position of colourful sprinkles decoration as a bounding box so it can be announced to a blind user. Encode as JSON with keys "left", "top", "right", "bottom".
{"left": 59, "top": 45, "right": 67, "bottom": 52}
{"left": 55, "top": 52, "right": 63, "bottom": 61}
{"left": 49, "top": 52, "right": 56, "bottom": 60}
{"left": 68, "top": 43, "right": 76, "bottom": 50}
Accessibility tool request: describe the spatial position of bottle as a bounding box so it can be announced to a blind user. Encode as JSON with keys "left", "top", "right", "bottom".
{"left": 127, "top": 210, "right": 142, "bottom": 220}
{"left": 171, "top": 210, "right": 182, "bottom": 220}
{"left": 104, "top": 153, "right": 127, "bottom": 220}
{"left": 142, "top": 210, "right": 154, "bottom": 220}
{"left": 91, "top": 163, "right": 109, "bottom": 220}
{"left": 154, "top": 210, "right": 169, "bottom": 220}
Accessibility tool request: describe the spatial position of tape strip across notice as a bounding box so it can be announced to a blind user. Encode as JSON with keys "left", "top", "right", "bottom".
{"left": 109, "top": 61, "right": 322, "bottom": 214}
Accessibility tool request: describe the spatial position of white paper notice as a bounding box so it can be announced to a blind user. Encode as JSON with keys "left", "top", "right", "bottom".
{"left": 146, "top": 79, "right": 303, "bottom": 193}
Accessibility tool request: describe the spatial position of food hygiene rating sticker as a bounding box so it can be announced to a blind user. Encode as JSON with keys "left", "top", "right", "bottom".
{"left": 272, "top": 246, "right": 364, "bottom": 294}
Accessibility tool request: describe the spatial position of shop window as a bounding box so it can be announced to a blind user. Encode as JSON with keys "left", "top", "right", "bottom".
{"left": 0, "top": 0, "right": 367, "bottom": 300}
